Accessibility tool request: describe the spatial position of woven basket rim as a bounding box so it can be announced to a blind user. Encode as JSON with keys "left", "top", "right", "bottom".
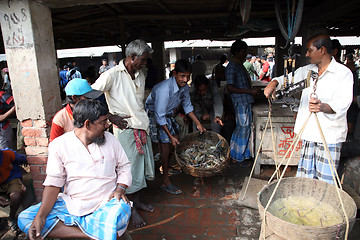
{"left": 257, "top": 177, "right": 357, "bottom": 238}
{"left": 175, "top": 131, "right": 230, "bottom": 177}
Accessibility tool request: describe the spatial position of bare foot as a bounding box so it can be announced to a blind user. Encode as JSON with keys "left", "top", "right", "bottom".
{"left": 131, "top": 208, "right": 146, "bottom": 228}
{"left": 0, "top": 196, "right": 9, "bottom": 208}
{"left": 137, "top": 202, "right": 154, "bottom": 212}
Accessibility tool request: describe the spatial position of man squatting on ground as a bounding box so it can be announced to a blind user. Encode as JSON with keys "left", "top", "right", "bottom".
{"left": 145, "top": 59, "right": 206, "bottom": 195}
{"left": 0, "top": 149, "right": 27, "bottom": 234}
{"left": 17, "top": 99, "right": 132, "bottom": 240}
{"left": 92, "top": 39, "right": 155, "bottom": 228}
{"left": 264, "top": 34, "right": 353, "bottom": 184}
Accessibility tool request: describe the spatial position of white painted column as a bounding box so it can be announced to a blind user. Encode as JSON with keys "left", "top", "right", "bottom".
{"left": 0, "top": 0, "right": 61, "bottom": 201}
{"left": 169, "top": 48, "right": 181, "bottom": 64}
{"left": 0, "top": 0, "right": 61, "bottom": 122}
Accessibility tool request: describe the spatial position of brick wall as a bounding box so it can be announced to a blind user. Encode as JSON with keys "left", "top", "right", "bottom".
{"left": 21, "top": 119, "right": 49, "bottom": 202}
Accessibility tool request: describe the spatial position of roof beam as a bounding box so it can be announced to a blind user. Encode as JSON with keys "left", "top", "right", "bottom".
{"left": 108, "top": 3, "right": 127, "bottom": 14}
{"left": 307, "top": 0, "right": 358, "bottom": 23}
{"left": 155, "top": 0, "right": 172, "bottom": 14}
{"left": 54, "top": 12, "right": 229, "bottom": 31}
{"left": 34, "top": 0, "right": 143, "bottom": 9}
{"left": 98, "top": 4, "right": 118, "bottom": 16}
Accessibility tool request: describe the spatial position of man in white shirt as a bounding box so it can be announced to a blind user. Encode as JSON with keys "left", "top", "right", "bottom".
{"left": 92, "top": 39, "right": 155, "bottom": 228}
{"left": 264, "top": 34, "right": 353, "bottom": 184}
{"left": 18, "top": 99, "right": 132, "bottom": 240}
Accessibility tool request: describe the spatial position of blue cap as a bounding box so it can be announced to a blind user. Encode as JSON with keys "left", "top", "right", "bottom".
{"left": 65, "top": 78, "right": 102, "bottom": 99}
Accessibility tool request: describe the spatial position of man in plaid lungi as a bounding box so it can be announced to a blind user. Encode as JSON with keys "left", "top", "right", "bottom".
{"left": 18, "top": 99, "right": 132, "bottom": 240}
{"left": 226, "top": 40, "right": 260, "bottom": 164}
{"left": 264, "top": 34, "right": 353, "bottom": 184}
{"left": 145, "top": 59, "right": 206, "bottom": 194}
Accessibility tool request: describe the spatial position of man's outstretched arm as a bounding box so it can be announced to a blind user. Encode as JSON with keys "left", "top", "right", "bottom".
{"left": 28, "top": 186, "right": 60, "bottom": 240}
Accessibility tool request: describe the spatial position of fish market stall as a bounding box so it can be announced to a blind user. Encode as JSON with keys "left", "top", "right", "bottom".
{"left": 253, "top": 102, "right": 301, "bottom": 175}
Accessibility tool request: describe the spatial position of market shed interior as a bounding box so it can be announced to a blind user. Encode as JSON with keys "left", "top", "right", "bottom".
{"left": 1, "top": 0, "right": 360, "bottom": 239}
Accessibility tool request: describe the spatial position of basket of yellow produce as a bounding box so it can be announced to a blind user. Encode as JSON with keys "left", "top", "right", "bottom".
{"left": 257, "top": 177, "right": 357, "bottom": 240}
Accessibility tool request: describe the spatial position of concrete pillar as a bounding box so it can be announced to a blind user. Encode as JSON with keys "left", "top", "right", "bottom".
{"left": 107, "top": 53, "right": 114, "bottom": 67}
{"left": 274, "top": 34, "right": 287, "bottom": 78}
{"left": 299, "top": 19, "right": 310, "bottom": 66}
{"left": 0, "top": 0, "right": 61, "bottom": 201}
{"left": 151, "top": 40, "right": 165, "bottom": 82}
{"left": 169, "top": 48, "right": 181, "bottom": 64}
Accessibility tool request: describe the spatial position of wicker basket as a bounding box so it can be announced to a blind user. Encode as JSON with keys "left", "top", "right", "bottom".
{"left": 257, "top": 177, "right": 357, "bottom": 240}
{"left": 175, "top": 131, "right": 230, "bottom": 178}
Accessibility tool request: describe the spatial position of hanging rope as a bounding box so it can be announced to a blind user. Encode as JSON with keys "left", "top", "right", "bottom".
{"left": 241, "top": 99, "right": 281, "bottom": 201}
{"left": 275, "top": 0, "right": 304, "bottom": 49}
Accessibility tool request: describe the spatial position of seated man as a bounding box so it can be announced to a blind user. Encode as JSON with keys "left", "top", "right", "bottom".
{"left": 190, "top": 75, "right": 223, "bottom": 133}
{"left": 0, "top": 149, "right": 27, "bottom": 234}
{"left": 18, "top": 99, "right": 132, "bottom": 240}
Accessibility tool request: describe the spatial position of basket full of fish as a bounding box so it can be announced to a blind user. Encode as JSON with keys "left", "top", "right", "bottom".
{"left": 175, "top": 131, "right": 230, "bottom": 178}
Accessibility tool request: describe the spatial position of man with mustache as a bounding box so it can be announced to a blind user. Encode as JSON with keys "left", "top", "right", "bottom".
{"left": 264, "top": 34, "right": 353, "bottom": 184}
{"left": 145, "top": 59, "right": 206, "bottom": 195}
{"left": 17, "top": 99, "right": 132, "bottom": 240}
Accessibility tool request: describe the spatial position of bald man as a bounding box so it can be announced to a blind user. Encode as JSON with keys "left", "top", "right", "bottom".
{"left": 264, "top": 34, "right": 353, "bottom": 185}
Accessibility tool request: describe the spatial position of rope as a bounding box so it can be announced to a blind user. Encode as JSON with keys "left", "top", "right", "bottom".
{"left": 241, "top": 110, "right": 271, "bottom": 201}
{"left": 313, "top": 114, "right": 349, "bottom": 239}
{"left": 269, "top": 115, "right": 280, "bottom": 179}
{"left": 261, "top": 112, "right": 311, "bottom": 238}
{"left": 242, "top": 99, "right": 281, "bottom": 201}
{"left": 268, "top": 112, "right": 311, "bottom": 183}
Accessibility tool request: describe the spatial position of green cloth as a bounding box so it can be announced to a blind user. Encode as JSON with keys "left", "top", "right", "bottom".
{"left": 113, "top": 128, "right": 155, "bottom": 194}
{"left": 243, "top": 60, "right": 256, "bottom": 79}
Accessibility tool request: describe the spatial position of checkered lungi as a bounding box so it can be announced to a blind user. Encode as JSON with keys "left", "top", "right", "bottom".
{"left": 17, "top": 198, "right": 131, "bottom": 240}
{"left": 148, "top": 111, "right": 180, "bottom": 143}
{"left": 296, "top": 140, "right": 342, "bottom": 185}
{"left": 230, "top": 103, "right": 252, "bottom": 162}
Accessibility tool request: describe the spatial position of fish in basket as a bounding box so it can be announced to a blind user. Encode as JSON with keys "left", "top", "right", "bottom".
{"left": 175, "top": 131, "right": 230, "bottom": 178}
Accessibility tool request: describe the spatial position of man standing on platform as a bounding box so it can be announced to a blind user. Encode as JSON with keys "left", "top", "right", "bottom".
{"left": 92, "top": 39, "right": 155, "bottom": 228}
{"left": 264, "top": 34, "right": 353, "bottom": 184}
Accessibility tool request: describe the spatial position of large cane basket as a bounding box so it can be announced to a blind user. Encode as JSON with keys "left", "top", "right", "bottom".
{"left": 257, "top": 177, "right": 357, "bottom": 240}
{"left": 175, "top": 131, "right": 230, "bottom": 178}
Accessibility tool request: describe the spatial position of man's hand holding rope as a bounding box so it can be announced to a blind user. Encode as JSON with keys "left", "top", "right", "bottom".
{"left": 309, "top": 98, "right": 335, "bottom": 114}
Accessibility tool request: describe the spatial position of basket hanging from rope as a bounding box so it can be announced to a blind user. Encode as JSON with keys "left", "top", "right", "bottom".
{"left": 257, "top": 177, "right": 357, "bottom": 240}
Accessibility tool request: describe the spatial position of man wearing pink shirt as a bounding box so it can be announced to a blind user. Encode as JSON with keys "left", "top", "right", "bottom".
{"left": 17, "top": 99, "right": 132, "bottom": 240}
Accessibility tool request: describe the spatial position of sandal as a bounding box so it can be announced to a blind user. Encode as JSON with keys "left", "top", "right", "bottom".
{"left": 0, "top": 195, "right": 9, "bottom": 207}
{"left": 8, "top": 219, "right": 21, "bottom": 235}
{"left": 160, "top": 184, "right": 182, "bottom": 195}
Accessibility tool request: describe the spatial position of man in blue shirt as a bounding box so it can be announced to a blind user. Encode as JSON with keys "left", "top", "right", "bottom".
{"left": 59, "top": 65, "right": 69, "bottom": 100}
{"left": 59, "top": 65, "right": 68, "bottom": 88}
{"left": 145, "top": 59, "right": 206, "bottom": 194}
{"left": 226, "top": 40, "right": 260, "bottom": 165}
{"left": 66, "top": 63, "right": 82, "bottom": 82}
